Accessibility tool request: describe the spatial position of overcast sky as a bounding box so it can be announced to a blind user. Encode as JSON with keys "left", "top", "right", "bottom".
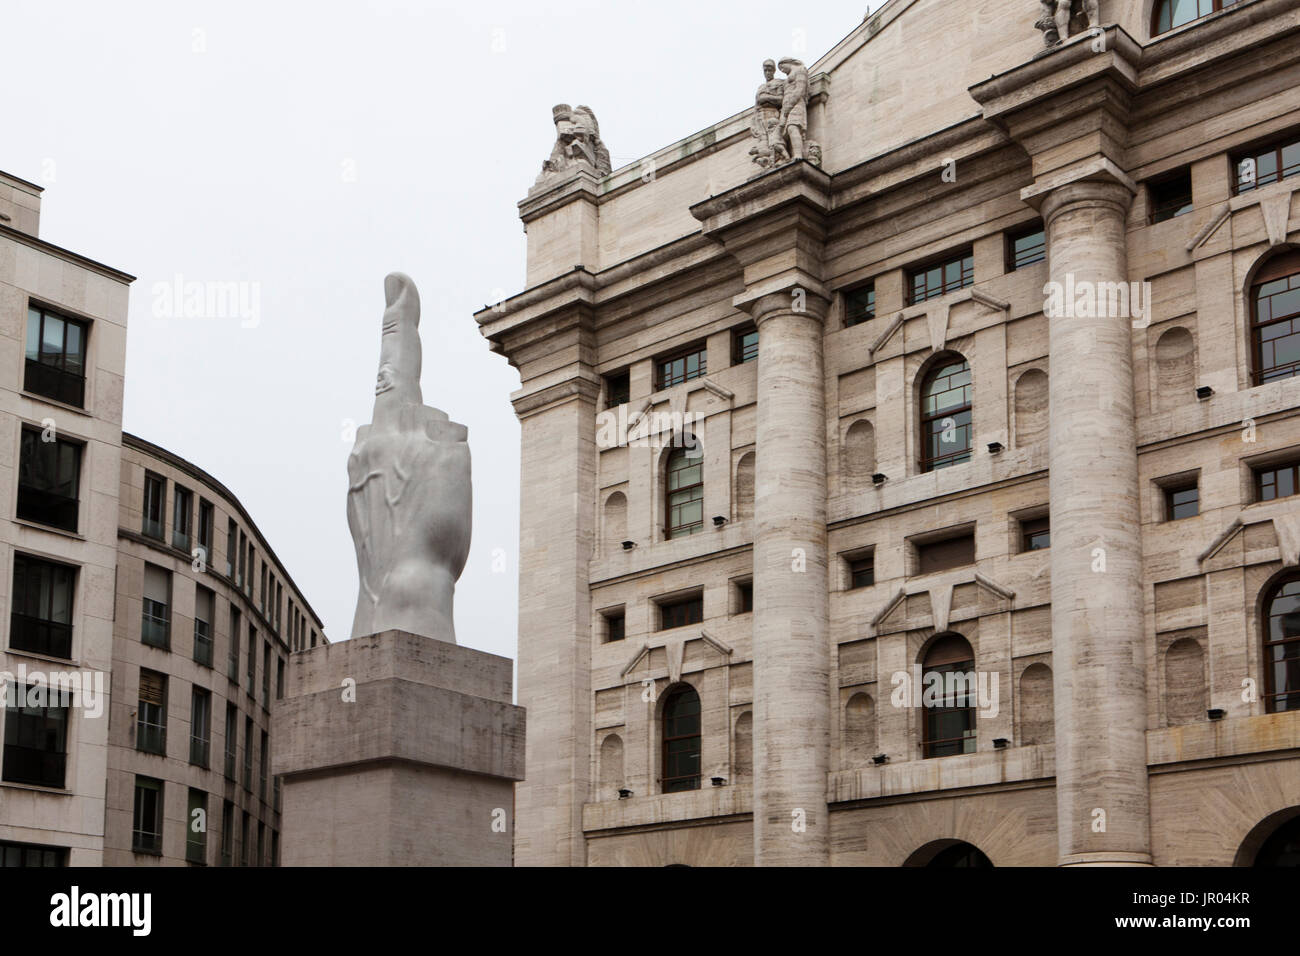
{"left": 7, "top": 0, "right": 870, "bottom": 661}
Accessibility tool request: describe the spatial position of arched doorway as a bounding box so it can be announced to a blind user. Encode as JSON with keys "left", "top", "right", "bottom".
{"left": 1237, "top": 808, "right": 1300, "bottom": 866}
{"left": 904, "top": 839, "right": 993, "bottom": 868}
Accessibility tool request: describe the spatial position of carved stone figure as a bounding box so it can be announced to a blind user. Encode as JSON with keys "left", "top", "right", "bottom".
{"left": 536, "top": 103, "right": 612, "bottom": 184}
{"left": 346, "top": 272, "right": 472, "bottom": 644}
{"left": 778, "top": 57, "right": 811, "bottom": 163}
{"left": 1035, "top": 0, "right": 1100, "bottom": 48}
{"left": 749, "top": 59, "right": 789, "bottom": 169}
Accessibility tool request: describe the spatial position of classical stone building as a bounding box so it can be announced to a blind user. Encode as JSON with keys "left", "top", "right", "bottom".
{"left": 479, "top": 0, "right": 1300, "bottom": 866}
{"left": 0, "top": 172, "right": 325, "bottom": 865}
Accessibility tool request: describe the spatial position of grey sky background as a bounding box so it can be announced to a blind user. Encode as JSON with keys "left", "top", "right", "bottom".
{"left": 7, "top": 0, "right": 869, "bottom": 660}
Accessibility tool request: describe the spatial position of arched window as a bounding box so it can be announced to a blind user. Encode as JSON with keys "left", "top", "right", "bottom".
{"left": 922, "top": 633, "right": 976, "bottom": 758}
{"left": 662, "top": 684, "right": 702, "bottom": 792}
{"left": 920, "top": 355, "right": 972, "bottom": 472}
{"left": 1251, "top": 251, "right": 1300, "bottom": 385}
{"left": 664, "top": 441, "right": 704, "bottom": 540}
{"left": 1153, "top": 0, "right": 1240, "bottom": 36}
{"left": 1263, "top": 573, "right": 1300, "bottom": 713}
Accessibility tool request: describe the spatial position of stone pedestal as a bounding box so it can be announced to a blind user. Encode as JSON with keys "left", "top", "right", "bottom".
{"left": 271, "top": 630, "right": 526, "bottom": 866}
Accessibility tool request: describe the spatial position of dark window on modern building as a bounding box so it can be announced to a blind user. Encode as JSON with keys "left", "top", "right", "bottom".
{"left": 603, "top": 610, "right": 625, "bottom": 644}
{"left": 226, "top": 518, "right": 238, "bottom": 579}
{"left": 194, "top": 585, "right": 214, "bottom": 667}
{"left": 908, "top": 249, "right": 974, "bottom": 304}
{"left": 257, "top": 822, "right": 266, "bottom": 868}
{"left": 220, "top": 800, "right": 234, "bottom": 867}
{"left": 141, "top": 564, "right": 171, "bottom": 649}
{"left": 661, "top": 684, "right": 702, "bottom": 793}
{"left": 920, "top": 355, "right": 973, "bottom": 472}
{"left": 190, "top": 687, "right": 210, "bottom": 768}
{"left": 10, "top": 554, "right": 75, "bottom": 659}
{"left": 1262, "top": 573, "right": 1300, "bottom": 713}
{"left": 1255, "top": 459, "right": 1300, "bottom": 502}
{"left": 197, "top": 498, "right": 214, "bottom": 565}
{"left": 665, "top": 444, "right": 704, "bottom": 539}
{"left": 849, "top": 555, "right": 875, "bottom": 589}
{"left": 24, "top": 305, "right": 88, "bottom": 407}
{"left": 276, "top": 657, "right": 285, "bottom": 699}
{"left": 142, "top": 472, "right": 165, "bottom": 540}
{"left": 733, "top": 323, "right": 759, "bottom": 364}
{"left": 1007, "top": 226, "right": 1046, "bottom": 270}
{"left": 1234, "top": 129, "right": 1300, "bottom": 193}
{"left": 132, "top": 776, "right": 164, "bottom": 855}
{"left": 0, "top": 840, "right": 67, "bottom": 867}
{"left": 228, "top": 605, "right": 241, "bottom": 681}
{"left": 604, "top": 369, "right": 630, "bottom": 408}
{"left": 259, "top": 730, "right": 269, "bottom": 802}
{"left": 246, "top": 625, "right": 257, "bottom": 695}
{"left": 844, "top": 284, "right": 876, "bottom": 327}
{"left": 136, "top": 669, "right": 167, "bottom": 755}
{"left": 736, "top": 580, "right": 754, "bottom": 613}
{"left": 186, "top": 788, "right": 207, "bottom": 865}
{"left": 1021, "top": 516, "right": 1051, "bottom": 551}
{"left": 223, "top": 704, "right": 237, "bottom": 781}
{"left": 240, "top": 812, "right": 250, "bottom": 867}
{"left": 656, "top": 345, "right": 707, "bottom": 389}
{"left": 242, "top": 717, "right": 253, "bottom": 791}
{"left": 917, "top": 532, "right": 976, "bottom": 575}
{"left": 17, "top": 427, "right": 81, "bottom": 533}
{"left": 660, "top": 594, "right": 704, "bottom": 630}
{"left": 1250, "top": 251, "right": 1300, "bottom": 385}
{"left": 1149, "top": 171, "right": 1194, "bottom": 223}
{"left": 2, "top": 683, "right": 70, "bottom": 788}
{"left": 921, "top": 634, "right": 977, "bottom": 758}
{"left": 1165, "top": 482, "right": 1200, "bottom": 520}
{"left": 172, "top": 485, "right": 193, "bottom": 552}
{"left": 262, "top": 642, "right": 271, "bottom": 707}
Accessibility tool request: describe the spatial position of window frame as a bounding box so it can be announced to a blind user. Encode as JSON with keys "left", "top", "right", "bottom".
{"left": 1006, "top": 225, "right": 1046, "bottom": 271}
{"left": 732, "top": 323, "right": 759, "bottom": 365}
{"left": 659, "top": 593, "right": 704, "bottom": 631}
{"left": 907, "top": 248, "right": 974, "bottom": 305}
{"left": 661, "top": 684, "right": 702, "bottom": 793}
{"left": 17, "top": 426, "right": 82, "bottom": 533}
{"left": 655, "top": 343, "right": 707, "bottom": 390}
{"left": 10, "top": 553, "right": 76, "bottom": 659}
{"left": 23, "top": 304, "right": 89, "bottom": 408}
{"left": 1254, "top": 458, "right": 1300, "bottom": 503}
{"left": 919, "top": 356, "right": 974, "bottom": 472}
{"left": 1148, "top": 170, "right": 1194, "bottom": 224}
{"left": 664, "top": 444, "right": 705, "bottom": 540}
{"left": 843, "top": 283, "right": 876, "bottom": 327}
{"left": 132, "top": 776, "right": 164, "bottom": 855}
{"left": 1262, "top": 572, "right": 1300, "bottom": 714}
{"left": 1153, "top": 0, "right": 1241, "bottom": 37}
{"left": 2, "top": 681, "right": 71, "bottom": 788}
{"left": 920, "top": 634, "right": 977, "bottom": 759}
{"left": 1249, "top": 251, "right": 1300, "bottom": 385}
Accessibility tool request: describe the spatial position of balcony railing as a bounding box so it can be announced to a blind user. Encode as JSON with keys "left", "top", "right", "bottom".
{"left": 193, "top": 621, "right": 213, "bottom": 667}
{"left": 224, "top": 750, "right": 236, "bottom": 781}
{"left": 141, "top": 605, "right": 169, "bottom": 648}
{"left": 172, "top": 530, "right": 191, "bottom": 553}
{"left": 17, "top": 486, "right": 78, "bottom": 533}
{"left": 2, "top": 744, "right": 67, "bottom": 789}
{"left": 132, "top": 829, "right": 161, "bottom": 855}
{"left": 186, "top": 838, "right": 206, "bottom": 865}
{"left": 189, "top": 736, "right": 210, "bottom": 768}
{"left": 136, "top": 722, "right": 166, "bottom": 756}
{"left": 9, "top": 613, "right": 72, "bottom": 659}
{"left": 24, "top": 359, "right": 85, "bottom": 408}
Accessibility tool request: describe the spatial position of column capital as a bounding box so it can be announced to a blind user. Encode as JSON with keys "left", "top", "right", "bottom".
{"left": 1021, "top": 157, "right": 1137, "bottom": 223}
{"left": 734, "top": 275, "right": 831, "bottom": 327}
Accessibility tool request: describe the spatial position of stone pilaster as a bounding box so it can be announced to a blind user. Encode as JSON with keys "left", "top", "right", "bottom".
{"left": 1036, "top": 172, "right": 1151, "bottom": 866}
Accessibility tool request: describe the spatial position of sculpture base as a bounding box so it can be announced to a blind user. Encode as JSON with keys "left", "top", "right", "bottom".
{"left": 271, "top": 630, "right": 525, "bottom": 866}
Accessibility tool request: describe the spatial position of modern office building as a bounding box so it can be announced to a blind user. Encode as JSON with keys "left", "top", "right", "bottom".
{"left": 0, "top": 170, "right": 326, "bottom": 866}
{"left": 479, "top": 0, "right": 1300, "bottom": 865}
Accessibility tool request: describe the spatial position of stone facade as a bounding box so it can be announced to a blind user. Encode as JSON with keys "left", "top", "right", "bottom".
{"left": 480, "top": 0, "right": 1300, "bottom": 866}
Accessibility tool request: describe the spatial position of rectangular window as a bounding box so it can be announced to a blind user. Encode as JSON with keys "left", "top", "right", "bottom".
{"left": 226, "top": 518, "right": 238, "bottom": 579}
{"left": 310, "top": 629, "right": 317, "bottom": 648}
{"left": 223, "top": 703, "right": 237, "bottom": 781}
{"left": 220, "top": 801, "right": 234, "bottom": 867}
{"left": 849, "top": 555, "right": 875, "bottom": 589}
{"left": 1007, "top": 226, "right": 1046, "bottom": 270}
{"left": 1235, "top": 132, "right": 1300, "bottom": 194}
{"left": 604, "top": 369, "right": 630, "bottom": 408}
{"left": 262, "top": 642, "right": 271, "bottom": 707}
{"left": 1255, "top": 459, "right": 1300, "bottom": 502}
{"left": 186, "top": 789, "right": 207, "bottom": 865}
{"left": 132, "top": 776, "right": 163, "bottom": 855}
{"left": 1021, "top": 516, "right": 1051, "bottom": 551}
{"left": 274, "top": 775, "right": 282, "bottom": 814}
{"left": 908, "top": 249, "right": 974, "bottom": 304}
{"left": 736, "top": 580, "right": 754, "bottom": 613}
{"left": 246, "top": 625, "right": 256, "bottom": 695}
{"left": 141, "top": 564, "right": 171, "bottom": 648}
{"left": 1165, "top": 483, "right": 1200, "bottom": 520}
{"left": 2, "top": 682, "right": 70, "bottom": 788}
{"left": 733, "top": 323, "right": 759, "bottom": 364}
{"left": 276, "top": 657, "right": 285, "bottom": 699}
{"left": 245, "top": 541, "right": 254, "bottom": 597}
{"left": 916, "top": 532, "right": 976, "bottom": 575}
{"left": 659, "top": 594, "right": 704, "bottom": 630}
{"left": 198, "top": 499, "right": 214, "bottom": 566}
{"left": 242, "top": 717, "right": 253, "bottom": 791}
{"left": 24, "top": 305, "right": 88, "bottom": 407}
{"left": 227, "top": 605, "right": 241, "bottom": 681}
{"left": 194, "top": 585, "right": 214, "bottom": 667}
{"left": 259, "top": 563, "right": 267, "bottom": 613}
{"left": 259, "top": 730, "right": 269, "bottom": 802}
{"left": 656, "top": 345, "right": 707, "bottom": 389}
{"left": 237, "top": 530, "right": 247, "bottom": 589}
{"left": 189, "top": 687, "right": 211, "bottom": 768}
{"left": 240, "top": 812, "right": 250, "bottom": 867}
{"left": 272, "top": 830, "right": 279, "bottom": 867}
{"left": 844, "top": 284, "right": 876, "bottom": 327}
{"left": 257, "top": 822, "right": 265, "bottom": 868}
{"left": 10, "top": 554, "right": 75, "bottom": 659}
{"left": 603, "top": 610, "right": 625, "bottom": 644}
{"left": 17, "top": 427, "right": 81, "bottom": 533}
{"left": 0, "top": 840, "right": 68, "bottom": 867}
{"left": 142, "top": 472, "right": 166, "bottom": 540}
{"left": 1149, "top": 171, "right": 1194, "bottom": 223}
{"left": 136, "top": 669, "right": 167, "bottom": 755}
{"left": 172, "top": 485, "right": 193, "bottom": 552}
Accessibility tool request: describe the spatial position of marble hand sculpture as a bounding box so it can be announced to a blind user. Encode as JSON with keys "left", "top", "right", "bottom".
{"left": 347, "top": 272, "right": 472, "bottom": 644}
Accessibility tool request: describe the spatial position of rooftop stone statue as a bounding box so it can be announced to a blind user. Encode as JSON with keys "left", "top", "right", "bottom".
{"left": 1035, "top": 0, "right": 1100, "bottom": 48}
{"left": 346, "top": 272, "right": 472, "bottom": 644}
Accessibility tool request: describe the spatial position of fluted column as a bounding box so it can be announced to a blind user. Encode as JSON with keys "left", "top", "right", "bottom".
{"left": 747, "top": 288, "right": 831, "bottom": 866}
{"left": 1039, "top": 177, "right": 1151, "bottom": 866}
